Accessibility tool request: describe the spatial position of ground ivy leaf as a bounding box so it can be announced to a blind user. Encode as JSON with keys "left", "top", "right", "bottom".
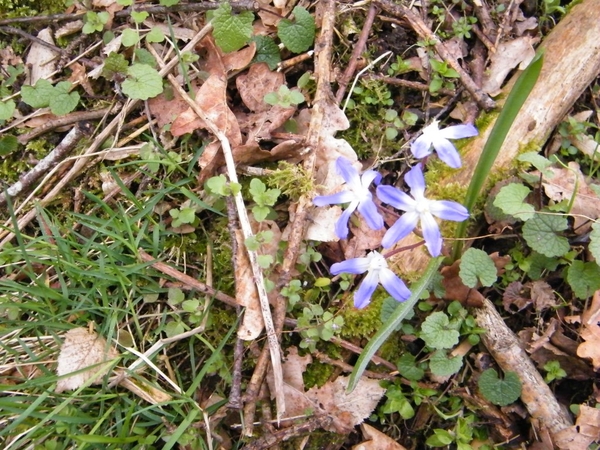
{"left": 459, "top": 248, "right": 497, "bottom": 288}
{"left": 493, "top": 183, "right": 535, "bottom": 220}
{"left": 420, "top": 312, "right": 459, "bottom": 349}
{"left": 0, "top": 100, "right": 15, "bottom": 121}
{"left": 0, "top": 135, "right": 18, "bottom": 156}
{"left": 122, "top": 28, "right": 141, "bottom": 47}
{"left": 517, "top": 152, "right": 553, "bottom": 175}
{"left": 429, "top": 351, "right": 463, "bottom": 377}
{"left": 522, "top": 214, "right": 569, "bottom": 257}
{"left": 50, "top": 89, "right": 79, "bottom": 116}
{"left": 478, "top": 369, "right": 522, "bottom": 406}
{"left": 146, "top": 27, "right": 165, "bottom": 43}
{"left": 122, "top": 63, "right": 163, "bottom": 100}
{"left": 212, "top": 3, "right": 254, "bottom": 53}
{"left": 252, "top": 35, "right": 281, "bottom": 70}
{"left": 21, "top": 79, "right": 54, "bottom": 108}
{"left": 277, "top": 6, "right": 316, "bottom": 53}
{"left": 567, "top": 260, "right": 600, "bottom": 299}
{"left": 396, "top": 353, "right": 424, "bottom": 381}
{"left": 589, "top": 222, "right": 600, "bottom": 265}
{"left": 103, "top": 52, "right": 129, "bottom": 79}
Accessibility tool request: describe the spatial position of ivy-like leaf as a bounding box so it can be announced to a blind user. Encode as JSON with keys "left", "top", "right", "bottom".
{"left": 121, "top": 64, "right": 164, "bottom": 100}
{"left": 50, "top": 81, "right": 79, "bottom": 116}
{"left": 567, "top": 260, "right": 600, "bottom": 299}
{"left": 396, "top": 353, "right": 424, "bottom": 381}
{"left": 429, "top": 351, "right": 463, "bottom": 377}
{"left": 212, "top": 2, "right": 254, "bottom": 53}
{"left": 252, "top": 35, "right": 281, "bottom": 70}
{"left": 459, "top": 248, "right": 497, "bottom": 288}
{"left": 478, "top": 369, "right": 522, "bottom": 406}
{"left": 131, "top": 11, "right": 149, "bottom": 24}
{"left": 122, "top": 28, "right": 141, "bottom": 47}
{"left": 0, "top": 135, "right": 18, "bottom": 156}
{"left": 21, "top": 79, "right": 54, "bottom": 108}
{"left": 517, "top": 152, "right": 553, "bottom": 174}
{"left": 277, "top": 6, "right": 316, "bottom": 53}
{"left": 146, "top": 27, "right": 165, "bottom": 43}
{"left": 102, "top": 52, "right": 129, "bottom": 80}
{"left": 420, "top": 312, "right": 460, "bottom": 349}
{"left": 522, "top": 214, "right": 569, "bottom": 257}
{"left": 493, "top": 183, "right": 535, "bottom": 221}
{"left": 0, "top": 100, "right": 15, "bottom": 121}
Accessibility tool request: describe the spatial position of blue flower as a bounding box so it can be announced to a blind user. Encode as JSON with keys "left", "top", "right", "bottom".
{"left": 376, "top": 164, "right": 469, "bottom": 256}
{"left": 411, "top": 120, "right": 478, "bottom": 168}
{"left": 331, "top": 251, "right": 411, "bottom": 309}
{"left": 313, "top": 157, "right": 384, "bottom": 239}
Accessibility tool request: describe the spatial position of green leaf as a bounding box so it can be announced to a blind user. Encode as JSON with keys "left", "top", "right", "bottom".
{"left": 257, "top": 254, "right": 273, "bottom": 269}
{"left": 160, "top": 0, "right": 179, "bottom": 5}
{"left": 212, "top": 2, "right": 254, "bottom": 53}
{"left": 252, "top": 205, "right": 270, "bottom": 222}
{"left": 102, "top": 52, "right": 129, "bottom": 79}
{"left": 589, "top": 222, "right": 600, "bottom": 265}
{"left": 453, "top": 52, "right": 544, "bottom": 258}
{"left": 397, "top": 354, "right": 424, "bottom": 381}
{"left": 348, "top": 257, "right": 444, "bottom": 393}
{"left": 493, "top": 183, "right": 535, "bottom": 221}
{"left": 426, "top": 429, "right": 454, "bottom": 447}
{"left": 0, "top": 100, "right": 15, "bottom": 121}
{"left": 459, "top": 248, "right": 497, "bottom": 288}
{"left": 380, "top": 297, "right": 414, "bottom": 331}
{"left": 134, "top": 48, "right": 158, "bottom": 67}
{"left": 420, "top": 312, "right": 459, "bottom": 349}
{"left": 517, "top": 151, "right": 553, "bottom": 173}
{"left": 567, "top": 260, "right": 600, "bottom": 299}
{"left": 131, "top": 11, "right": 149, "bottom": 24}
{"left": 122, "top": 64, "right": 164, "bottom": 100}
{"left": 182, "top": 299, "right": 200, "bottom": 313}
{"left": 21, "top": 79, "right": 53, "bottom": 108}
{"left": 50, "top": 82, "right": 79, "bottom": 115}
{"left": 522, "top": 214, "right": 569, "bottom": 257}
{"left": 0, "top": 135, "right": 18, "bottom": 156}
{"left": 252, "top": 35, "right": 281, "bottom": 70}
{"left": 164, "top": 321, "right": 185, "bottom": 338}
{"left": 122, "top": 28, "right": 141, "bottom": 47}
{"left": 146, "top": 27, "right": 165, "bottom": 43}
{"left": 382, "top": 389, "right": 415, "bottom": 419}
{"left": 167, "top": 287, "right": 185, "bottom": 305}
{"left": 277, "top": 6, "right": 316, "bottom": 53}
{"left": 478, "top": 369, "right": 522, "bottom": 406}
{"left": 429, "top": 351, "right": 463, "bottom": 376}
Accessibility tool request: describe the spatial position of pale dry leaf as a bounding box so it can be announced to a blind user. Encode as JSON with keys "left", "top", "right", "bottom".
{"left": 55, "top": 21, "right": 84, "bottom": 39}
{"left": 530, "top": 280, "right": 558, "bottom": 312}
{"left": 222, "top": 42, "right": 256, "bottom": 72}
{"left": 25, "top": 28, "right": 58, "bottom": 85}
{"left": 305, "top": 206, "right": 341, "bottom": 242}
{"left": 236, "top": 63, "right": 285, "bottom": 112}
{"left": 142, "top": 20, "right": 196, "bottom": 41}
{"left": 554, "top": 405, "right": 600, "bottom": 449}
{"left": 55, "top": 327, "right": 119, "bottom": 393}
{"left": 354, "top": 423, "right": 408, "bottom": 450}
{"left": 538, "top": 162, "right": 600, "bottom": 234}
{"left": 282, "top": 346, "right": 312, "bottom": 391}
{"left": 577, "top": 290, "right": 600, "bottom": 370}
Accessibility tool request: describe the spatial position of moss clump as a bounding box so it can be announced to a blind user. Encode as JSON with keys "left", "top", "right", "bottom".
{"left": 0, "top": 0, "right": 68, "bottom": 17}
{"left": 267, "top": 162, "right": 314, "bottom": 199}
{"left": 339, "top": 294, "right": 385, "bottom": 340}
{"left": 303, "top": 359, "right": 335, "bottom": 389}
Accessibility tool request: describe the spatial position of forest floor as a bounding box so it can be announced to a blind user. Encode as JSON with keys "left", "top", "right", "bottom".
{"left": 1, "top": 0, "right": 600, "bottom": 449}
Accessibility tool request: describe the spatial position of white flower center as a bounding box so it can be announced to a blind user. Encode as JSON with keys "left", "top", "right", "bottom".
{"left": 367, "top": 252, "right": 388, "bottom": 272}
{"left": 415, "top": 199, "right": 431, "bottom": 215}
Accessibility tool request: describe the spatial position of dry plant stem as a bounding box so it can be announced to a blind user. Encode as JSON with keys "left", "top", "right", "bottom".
{"left": 367, "top": 74, "right": 455, "bottom": 95}
{"left": 164, "top": 74, "right": 286, "bottom": 421}
{"left": 475, "top": 298, "right": 572, "bottom": 435}
{"left": 374, "top": 0, "right": 496, "bottom": 111}
{"left": 0, "top": 122, "right": 89, "bottom": 208}
{"left": 334, "top": 3, "right": 378, "bottom": 103}
{"left": 0, "top": 23, "right": 214, "bottom": 247}
{"left": 0, "top": 1, "right": 259, "bottom": 25}
{"left": 17, "top": 104, "right": 121, "bottom": 144}
{"left": 0, "top": 26, "right": 67, "bottom": 55}
{"left": 242, "top": 415, "right": 333, "bottom": 450}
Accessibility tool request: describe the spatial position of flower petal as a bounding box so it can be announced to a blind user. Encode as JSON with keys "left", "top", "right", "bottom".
{"left": 376, "top": 185, "right": 415, "bottom": 211}
{"left": 361, "top": 169, "right": 382, "bottom": 188}
{"left": 410, "top": 134, "right": 433, "bottom": 159}
{"left": 404, "top": 165, "right": 426, "bottom": 199}
{"left": 331, "top": 255, "right": 370, "bottom": 275}
{"left": 313, "top": 191, "right": 355, "bottom": 206}
{"left": 381, "top": 212, "right": 419, "bottom": 248}
{"left": 357, "top": 198, "right": 384, "bottom": 230}
{"left": 334, "top": 202, "right": 357, "bottom": 239}
{"left": 379, "top": 268, "right": 411, "bottom": 302}
{"left": 438, "top": 123, "right": 478, "bottom": 140}
{"left": 336, "top": 157, "right": 361, "bottom": 188}
{"left": 432, "top": 138, "right": 462, "bottom": 168}
{"left": 429, "top": 200, "right": 469, "bottom": 222}
{"left": 354, "top": 270, "right": 379, "bottom": 309}
{"left": 420, "top": 212, "right": 442, "bottom": 256}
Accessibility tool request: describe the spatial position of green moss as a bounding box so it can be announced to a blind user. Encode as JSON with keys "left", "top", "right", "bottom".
{"left": 339, "top": 294, "right": 385, "bottom": 339}
{"left": 0, "top": 0, "right": 68, "bottom": 17}
{"left": 267, "top": 162, "right": 314, "bottom": 199}
{"left": 303, "top": 359, "right": 335, "bottom": 389}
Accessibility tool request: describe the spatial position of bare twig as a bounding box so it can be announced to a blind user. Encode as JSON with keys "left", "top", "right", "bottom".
{"left": 374, "top": 0, "right": 496, "bottom": 111}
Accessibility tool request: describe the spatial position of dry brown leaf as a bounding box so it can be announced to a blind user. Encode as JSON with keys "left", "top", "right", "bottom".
{"left": 25, "top": 28, "right": 58, "bottom": 85}
{"left": 538, "top": 162, "right": 600, "bottom": 234}
{"left": 237, "top": 63, "right": 285, "bottom": 112}
{"left": 554, "top": 405, "right": 600, "bottom": 449}
{"left": 354, "top": 423, "right": 408, "bottom": 450}
{"left": 577, "top": 290, "right": 600, "bottom": 370}
{"left": 222, "top": 42, "right": 256, "bottom": 72}
{"left": 530, "top": 280, "right": 558, "bottom": 312}
{"left": 55, "top": 327, "right": 119, "bottom": 393}
{"left": 503, "top": 281, "right": 531, "bottom": 312}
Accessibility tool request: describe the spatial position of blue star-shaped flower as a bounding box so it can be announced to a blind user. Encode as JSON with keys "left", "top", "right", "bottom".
{"left": 313, "top": 157, "right": 384, "bottom": 239}
{"left": 376, "top": 164, "right": 469, "bottom": 256}
{"left": 331, "top": 251, "right": 411, "bottom": 309}
{"left": 411, "top": 120, "right": 478, "bottom": 168}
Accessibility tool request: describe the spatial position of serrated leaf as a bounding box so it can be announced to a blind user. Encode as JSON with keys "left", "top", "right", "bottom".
{"left": 50, "top": 82, "right": 79, "bottom": 115}
{"left": 459, "top": 248, "right": 497, "bottom": 288}
{"left": 397, "top": 354, "right": 424, "bottom": 381}
{"left": 567, "top": 260, "right": 600, "bottom": 299}
{"left": 277, "top": 6, "right": 316, "bottom": 53}
{"left": 517, "top": 151, "right": 553, "bottom": 172}
{"left": 252, "top": 205, "right": 270, "bottom": 222}
{"left": 429, "top": 351, "right": 463, "bottom": 376}
{"left": 21, "top": 79, "right": 53, "bottom": 108}
{"left": 526, "top": 251, "right": 561, "bottom": 280}
{"left": 102, "top": 52, "right": 129, "bottom": 79}
{"left": 146, "top": 27, "right": 165, "bottom": 43}
{"left": 420, "top": 312, "right": 459, "bottom": 349}
{"left": 134, "top": 48, "right": 157, "bottom": 68}
{"left": 0, "top": 100, "right": 15, "bottom": 121}
{"left": 122, "top": 64, "right": 163, "bottom": 100}
{"left": 212, "top": 3, "right": 254, "bottom": 53}
{"left": 122, "top": 28, "right": 141, "bottom": 47}
{"left": 252, "top": 35, "right": 281, "bottom": 70}
{"left": 589, "top": 222, "right": 600, "bottom": 265}
{"left": 523, "top": 214, "right": 570, "bottom": 257}
{"left": 478, "top": 369, "right": 521, "bottom": 406}
{"left": 493, "top": 183, "right": 535, "bottom": 220}
{"left": 0, "top": 135, "right": 19, "bottom": 156}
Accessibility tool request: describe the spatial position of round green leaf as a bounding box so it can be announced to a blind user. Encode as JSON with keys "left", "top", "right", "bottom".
{"left": 122, "top": 64, "right": 164, "bottom": 100}
{"left": 277, "top": 6, "right": 315, "bottom": 53}
{"left": 478, "top": 369, "right": 522, "bottom": 406}
{"left": 459, "top": 248, "right": 498, "bottom": 288}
